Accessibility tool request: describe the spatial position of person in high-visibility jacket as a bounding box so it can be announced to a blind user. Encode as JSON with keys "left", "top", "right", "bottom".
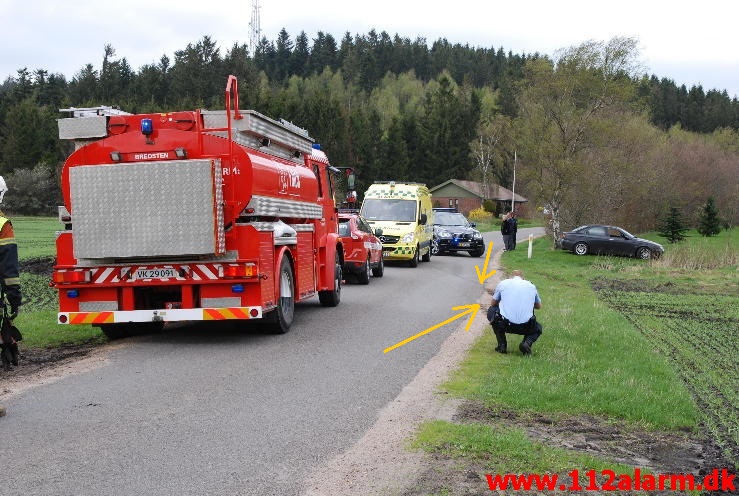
{"left": 0, "top": 176, "right": 21, "bottom": 318}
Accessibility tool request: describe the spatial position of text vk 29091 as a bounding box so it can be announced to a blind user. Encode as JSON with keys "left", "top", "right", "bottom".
{"left": 485, "top": 468, "right": 735, "bottom": 492}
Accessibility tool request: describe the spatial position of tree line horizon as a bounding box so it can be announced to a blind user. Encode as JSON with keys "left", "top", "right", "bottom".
{"left": 0, "top": 29, "right": 736, "bottom": 236}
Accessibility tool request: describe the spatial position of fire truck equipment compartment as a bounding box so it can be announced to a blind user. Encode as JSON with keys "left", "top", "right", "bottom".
{"left": 70, "top": 159, "right": 225, "bottom": 259}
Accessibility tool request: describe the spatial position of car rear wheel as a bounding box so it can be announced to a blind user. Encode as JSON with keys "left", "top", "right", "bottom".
{"left": 636, "top": 247, "right": 652, "bottom": 260}
{"left": 372, "top": 256, "right": 384, "bottom": 277}
{"left": 574, "top": 242, "right": 588, "bottom": 255}
{"left": 357, "top": 256, "right": 371, "bottom": 285}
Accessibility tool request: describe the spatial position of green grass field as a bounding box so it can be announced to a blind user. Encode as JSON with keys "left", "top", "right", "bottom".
{"left": 14, "top": 216, "right": 58, "bottom": 260}
{"left": 12, "top": 216, "right": 101, "bottom": 347}
{"left": 412, "top": 229, "right": 738, "bottom": 481}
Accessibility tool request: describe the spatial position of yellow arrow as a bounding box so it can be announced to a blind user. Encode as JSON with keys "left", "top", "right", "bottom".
{"left": 383, "top": 304, "right": 481, "bottom": 354}
{"left": 475, "top": 241, "right": 497, "bottom": 285}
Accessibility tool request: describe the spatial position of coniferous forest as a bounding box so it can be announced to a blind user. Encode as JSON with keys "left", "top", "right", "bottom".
{"left": 1, "top": 30, "right": 737, "bottom": 234}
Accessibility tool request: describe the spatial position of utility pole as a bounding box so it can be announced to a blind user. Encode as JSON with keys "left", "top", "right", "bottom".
{"left": 249, "top": 0, "right": 262, "bottom": 57}
{"left": 511, "top": 150, "right": 517, "bottom": 212}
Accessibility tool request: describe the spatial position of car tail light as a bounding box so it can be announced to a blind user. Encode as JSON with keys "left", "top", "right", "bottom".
{"left": 53, "top": 270, "right": 91, "bottom": 284}
{"left": 222, "top": 263, "right": 257, "bottom": 278}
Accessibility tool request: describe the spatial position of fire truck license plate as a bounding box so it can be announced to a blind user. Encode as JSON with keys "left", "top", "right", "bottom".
{"left": 135, "top": 268, "right": 177, "bottom": 280}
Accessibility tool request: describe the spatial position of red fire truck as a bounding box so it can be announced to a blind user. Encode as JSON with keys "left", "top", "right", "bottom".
{"left": 53, "top": 76, "right": 344, "bottom": 337}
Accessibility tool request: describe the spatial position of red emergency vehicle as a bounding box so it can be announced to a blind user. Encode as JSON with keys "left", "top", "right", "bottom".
{"left": 53, "top": 76, "right": 343, "bottom": 337}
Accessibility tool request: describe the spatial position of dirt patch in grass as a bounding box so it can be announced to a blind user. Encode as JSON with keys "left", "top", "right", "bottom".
{"left": 20, "top": 256, "right": 55, "bottom": 276}
{"left": 590, "top": 277, "right": 680, "bottom": 295}
{"left": 404, "top": 401, "right": 737, "bottom": 496}
{"left": 457, "top": 401, "right": 731, "bottom": 474}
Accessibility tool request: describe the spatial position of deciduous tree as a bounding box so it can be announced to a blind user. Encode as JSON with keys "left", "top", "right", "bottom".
{"left": 514, "top": 37, "right": 641, "bottom": 244}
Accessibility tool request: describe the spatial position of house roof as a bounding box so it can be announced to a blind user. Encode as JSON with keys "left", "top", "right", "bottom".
{"left": 430, "top": 179, "right": 528, "bottom": 203}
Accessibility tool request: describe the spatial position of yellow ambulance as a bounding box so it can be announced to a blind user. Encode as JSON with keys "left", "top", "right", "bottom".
{"left": 360, "top": 182, "right": 434, "bottom": 267}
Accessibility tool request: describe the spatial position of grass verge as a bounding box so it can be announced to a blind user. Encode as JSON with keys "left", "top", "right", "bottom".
{"left": 411, "top": 420, "right": 635, "bottom": 475}
{"left": 410, "top": 229, "right": 738, "bottom": 485}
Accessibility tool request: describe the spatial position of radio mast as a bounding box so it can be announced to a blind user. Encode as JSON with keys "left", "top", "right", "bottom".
{"left": 249, "top": 0, "right": 262, "bottom": 57}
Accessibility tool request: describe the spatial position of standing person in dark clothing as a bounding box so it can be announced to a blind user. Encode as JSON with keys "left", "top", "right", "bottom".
{"left": 0, "top": 176, "right": 22, "bottom": 374}
{"left": 500, "top": 212, "right": 513, "bottom": 251}
{"left": 509, "top": 211, "right": 519, "bottom": 250}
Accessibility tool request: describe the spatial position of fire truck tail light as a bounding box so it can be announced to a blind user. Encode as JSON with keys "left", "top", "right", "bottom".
{"left": 53, "top": 270, "right": 92, "bottom": 284}
{"left": 223, "top": 264, "right": 257, "bottom": 278}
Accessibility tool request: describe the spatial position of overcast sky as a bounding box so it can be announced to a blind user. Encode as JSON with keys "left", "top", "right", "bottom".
{"left": 1, "top": 0, "right": 737, "bottom": 98}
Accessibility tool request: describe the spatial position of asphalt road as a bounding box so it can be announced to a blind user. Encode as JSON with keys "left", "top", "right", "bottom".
{"left": 2, "top": 228, "right": 542, "bottom": 496}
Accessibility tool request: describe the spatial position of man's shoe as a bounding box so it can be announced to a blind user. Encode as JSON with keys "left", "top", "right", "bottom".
{"left": 519, "top": 341, "right": 531, "bottom": 355}
{"left": 494, "top": 344, "right": 507, "bottom": 354}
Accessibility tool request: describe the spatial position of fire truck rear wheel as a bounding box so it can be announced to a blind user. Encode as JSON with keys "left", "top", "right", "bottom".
{"left": 266, "top": 256, "right": 295, "bottom": 334}
{"left": 319, "top": 251, "right": 342, "bottom": 307}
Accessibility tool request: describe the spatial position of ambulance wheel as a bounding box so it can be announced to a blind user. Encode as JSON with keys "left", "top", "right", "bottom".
{"left": 372, "top": 256, "right": 384, "bottom": 278}
{"left": 421, "top": 245, "right": 431, "bottom": 262}
{"left": 357, "top": 256, "right": 371, "bottom": 285}
{"left": 408, "top": 245, "right": 420, "bottom": 267}
{"left": 266, "top": 256, "right": 295, "bottom": 334}
{"left": 319, "top": 251, "right": 342, "bottom": 307}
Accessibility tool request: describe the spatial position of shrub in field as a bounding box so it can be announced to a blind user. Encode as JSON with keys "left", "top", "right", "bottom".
{"left": 697, "top": 197, "right": 722, "bottom": 237}
{"left": 468, "top": 207, "right": 492, "bottom": 223}
{"left": 658, "top": 206, "right": 688, "bottom": 243}
{"left": 4, "top": 164, "right": 61, "bottom": 216}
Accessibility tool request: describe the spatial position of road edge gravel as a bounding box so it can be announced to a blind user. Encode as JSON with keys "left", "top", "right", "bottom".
{"left": 303, "top": 250, "right": 503, "bottom": 496}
